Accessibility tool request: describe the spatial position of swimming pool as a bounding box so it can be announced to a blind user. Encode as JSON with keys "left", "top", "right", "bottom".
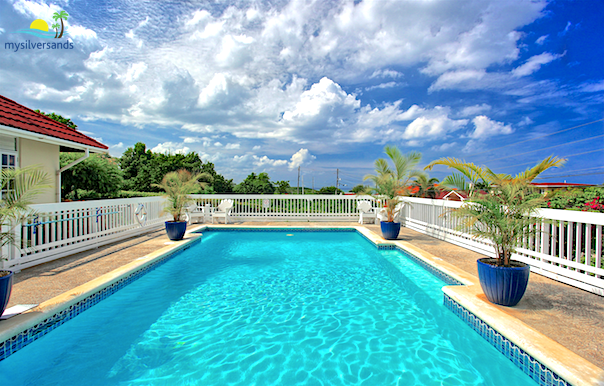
{"left": 0, "top": 229, "right": 538, "bottom": 385}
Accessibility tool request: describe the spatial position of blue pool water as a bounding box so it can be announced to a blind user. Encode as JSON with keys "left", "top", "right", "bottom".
{"left": 0, "top": 230, "right": 535, "bottom": 385}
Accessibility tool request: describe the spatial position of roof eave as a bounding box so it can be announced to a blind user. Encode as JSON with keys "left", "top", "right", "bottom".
{"left": 0, "top": 124, "right": 108, "bottom": 153}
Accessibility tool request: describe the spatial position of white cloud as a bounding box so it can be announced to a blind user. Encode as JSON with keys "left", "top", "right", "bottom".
{"left": 470, "top": 116, "right": 513, "bottom": 139}
{"left": 580, "top": 80, "right": 604, "bottom": 93}
{"left": 225, "top": 143, "right": 240, "bottom": 149}
{"left": 511, "top": 52, "right": 563, "bottom": 78}
{"left": 365, "top": 82, "right": 404, "bottom": 91}
{"left": 252, "top": 145, "right": 261, "bottom": 150}
{"left": 518, "top": 117, "right": 534, "bottom": 126}
{"left": 282, "top": 77, "right": 359, "bottom": 123}
{"left": 67, "top": 25, "right": 98, "bottom": 41}
{"left": 404, "top": 116, "right": 468, "bottom": 139}
{"left": 459, "top": 104, "right": 492, "bottom": 117}
{"left": 288, "top": 148, "right": 315, "bottom": 170}
{"left": 535, "top": 35, "right": 548, "bottom": 45}
{"left": 431, "top": 142, "right": 458, "bottom": 152}
{"left": 214, "top": 142, "right": 223, "bottom": 147}
{"left": 108, "top": 142, "right": 125, "bottom": 157}
{"left": 151, "top": 142, "right": 191, "bottom": 155}
{"left": 232, "top": 148, "right": 315, "bottom": 170}
{"left": 370, "top": 69, "right": 404, "bottom": 79}
{"left": 429, "top": 69, "right": 487, "bottom": 92}
{"left": 399, "top": 106, "right": 468, "bottom": 140}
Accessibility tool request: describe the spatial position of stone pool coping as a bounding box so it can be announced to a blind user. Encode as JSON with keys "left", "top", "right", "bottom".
{"left": 1, "top": 225, "right": 602, "bottom": 386}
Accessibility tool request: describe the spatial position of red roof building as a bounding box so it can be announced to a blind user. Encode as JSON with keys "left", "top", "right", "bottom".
{"left": 0, "top": 95, "right": 107, "bottom": 151}
{"left": 0, "top": 94, "right": 109, "bottom": 203}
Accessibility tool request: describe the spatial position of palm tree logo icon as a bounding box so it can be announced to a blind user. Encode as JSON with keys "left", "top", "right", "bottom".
{"left": 11, "top": 9, "right": 70, "bottom": 39}
{"left": 52, "top": 10, "right": 69, "bottom": 39}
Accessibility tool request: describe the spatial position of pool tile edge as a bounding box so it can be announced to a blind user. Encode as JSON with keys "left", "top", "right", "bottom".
{"left": 0, "top": 234, "right": 202, "bottom": 361}
{"left": 443, "top": 285, "right": 604, "bottom": 386}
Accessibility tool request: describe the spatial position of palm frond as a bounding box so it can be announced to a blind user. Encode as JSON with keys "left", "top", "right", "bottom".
{"left": 516, "top": 156, "right": 566, "bottom": 182}
{"left": 439, "top": 173, "right": 470, "bottom": 192}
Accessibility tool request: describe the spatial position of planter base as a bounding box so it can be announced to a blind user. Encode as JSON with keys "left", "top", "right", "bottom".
{"left": 477, "top": 258, "right": 530, "bottom": 307}
{"left": 165, "top": 221, "right": 187, "bottom": 241}
{"left": 0, "top": 271, "right": 14, "bottom": 317}
{"left": 380, "top": 221, "right": 401, "bottom": 240}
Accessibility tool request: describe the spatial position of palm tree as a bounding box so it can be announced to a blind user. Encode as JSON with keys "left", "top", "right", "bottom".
{"left": 363, "top": 146, "right": 426, "bottom": 222}
{"left": 427, "top": 156, "right": 565, "bottom": 267}
{"left": 411, "top": 175, "right": 441, "bottom": 199}
{"left": 51, "top": 23, "right": 60, "bottom": 38}
{"left": 153, "top": 169, "right": 209, "bottom": 222}
{"left": 452, "top": 179, "right": 546, "bottom": 267}
{"left": 424, "top": 155, "right": 565, "bottom": 197}
{"left": 1, "top": 166, "right": 50, "bottom": 258}
{"left": 52, "top": 10, "right": 69, "bottom": 39}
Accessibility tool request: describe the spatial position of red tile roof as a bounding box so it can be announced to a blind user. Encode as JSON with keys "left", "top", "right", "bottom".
{"left": 531, "top": 182, "right": 595, "bottom": 187}
{"left": 0, "top": 95, "right": 108, "bottom": 150}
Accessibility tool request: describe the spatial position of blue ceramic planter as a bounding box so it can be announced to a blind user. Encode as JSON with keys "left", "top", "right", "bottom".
{"left": 380, "top": 221, "right": 401, "bottom": 240}
{"left": 0, "top": 271, "right": 14, "bottom": 317}
{"left": 477, "top": 258, "right": 530, "bottom": 307}
{"left": 165, "top": 221, "right": 187, "bottom": 241}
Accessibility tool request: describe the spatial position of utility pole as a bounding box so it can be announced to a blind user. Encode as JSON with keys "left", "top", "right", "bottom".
{"left": 301, "top": 174, "right": 304, "bottom": 195}
{"left": 297, "top": 166, "right": 300, "bottom": 194}
{"left": 312, "top": 176, "right": 314, "bottom": 191}
{"left": 336, "top": 168, "right": 339, "bottom": 194}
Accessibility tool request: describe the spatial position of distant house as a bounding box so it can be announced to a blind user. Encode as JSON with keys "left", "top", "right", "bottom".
{"left": 0, "top": 94, "right": 108, "bottom": 203}
{"left": 530, "top": 182, "right": 596, "bottom": 196}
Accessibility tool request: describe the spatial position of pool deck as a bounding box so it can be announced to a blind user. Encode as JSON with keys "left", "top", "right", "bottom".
{"left": 4, "top": 221, "right": 604, "bottom": 379}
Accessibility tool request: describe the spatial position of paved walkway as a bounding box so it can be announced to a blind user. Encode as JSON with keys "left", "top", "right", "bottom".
{"left": 6, "top": 222, "right": 604, "bottom": 370}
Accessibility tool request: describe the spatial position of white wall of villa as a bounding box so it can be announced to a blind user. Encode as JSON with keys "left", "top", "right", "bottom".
{"left": 18, "top": 138, "right": 59, "bottom": 204}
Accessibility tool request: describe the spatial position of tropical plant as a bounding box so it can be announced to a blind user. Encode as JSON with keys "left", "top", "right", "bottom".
{"left": 60, "top": 153, "right": 123, "bottom": 200}
{"left": 1, "top": 166, "right": 50, "bottom": 262}
{"left": 411, "top": 175, "right": 441, "bottom": 198}
{"left": 425, "top": 155, "right": 565, "bottom": 196}
{"left": 318, "top": 186, "right": 342, "bottom": 195}
{"left": 433, "top": 156, "right": 566, "bottom": 267}
{"left": 234, "top": 172, "right": 275, "bottom": 194}
{"left": 153, "top": 169, "right": 209, "bottom": 222}
{"left": 351, "top": 184, "right": 367, "bottom": 194}
{"left": 35, "top": 110, "right": 78, "bottom": 129}
{"left": 451, "top": 180, "right": 546, "bottom": 266}
{"left": 363, "top": 146, "right": 425, "bottom": 222}
{"left": 52, "top": 10, "right": 69, "bottom": 39}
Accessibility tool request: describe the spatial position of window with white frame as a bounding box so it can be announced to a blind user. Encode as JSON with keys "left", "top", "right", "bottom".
{"left": 0, "top": 135, "right": 18, "bottom": 200}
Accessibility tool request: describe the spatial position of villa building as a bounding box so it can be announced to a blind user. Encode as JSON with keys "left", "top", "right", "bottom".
{"left": 0, "top": 94, "right": 108, "bottom": 203}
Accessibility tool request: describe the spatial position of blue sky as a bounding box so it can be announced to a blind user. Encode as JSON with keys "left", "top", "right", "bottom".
{"left": 1, "top": 0, "right": 602, "bottom": 188}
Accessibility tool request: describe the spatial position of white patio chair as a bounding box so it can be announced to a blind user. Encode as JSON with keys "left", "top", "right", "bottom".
{"left": 357, "top": 200, "right": 377, "bottom": 224}
{"left": 184, "top": 202, "right": 204, "bottom": 224}
{"left": 213, "top": 199, "right": 233, "bottom": 224}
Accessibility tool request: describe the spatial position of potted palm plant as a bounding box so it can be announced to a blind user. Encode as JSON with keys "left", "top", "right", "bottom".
{"left": 154, "top": 169, "right": 208, "bottom": 241}
{"left": 426, "top": 156, "right": 565, "bottom": 306}
{"left": 1, "top": 166, "right": 49, "bottom": 317}
{"left": 363, "top": 146, "right": 425, "bottom": 240}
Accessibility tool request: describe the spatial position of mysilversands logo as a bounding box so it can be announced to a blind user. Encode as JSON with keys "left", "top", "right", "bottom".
{"left": 5, "top": 10, "right": 75, "bottom": 52}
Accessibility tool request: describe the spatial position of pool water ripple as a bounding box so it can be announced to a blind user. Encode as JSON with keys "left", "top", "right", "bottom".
{"left": 0, "top": 231, "right": 535, "bottom": 385}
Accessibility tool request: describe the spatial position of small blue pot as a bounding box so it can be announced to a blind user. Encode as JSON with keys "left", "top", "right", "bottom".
{"left": 477, "top": 258, "right": 530, "bottom": 307}
{"left": 165, "top": 221, "right": 187, "bottom": 241}
{"left": 0, "top": 271, "right": 14, "bottom": 317}
{"left": 380, "top": 221, "right": 401, "bottom": 240}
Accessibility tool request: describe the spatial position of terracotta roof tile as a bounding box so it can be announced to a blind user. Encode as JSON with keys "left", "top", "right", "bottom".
{"left": 0, "top": 94, "right": 108, "bottom": 150}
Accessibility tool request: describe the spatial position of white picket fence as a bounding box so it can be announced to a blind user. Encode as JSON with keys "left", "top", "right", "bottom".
{"left": 1, "top": 194, "right": 602, "bottom": 296}
{"left": 1, "top": 196, "right": 170, "bottom": 271}
{"left": 189, "top": 194, "right": 372, "bottom": 221}
{"left": 401, "top": 197, "right": 604, "bottom": 296}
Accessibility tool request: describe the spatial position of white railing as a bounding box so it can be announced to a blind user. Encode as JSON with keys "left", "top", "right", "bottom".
{"left": 401, "top": 197, "right": 604, "bottom": 296}
{"left": 189, "top": 194, "right": 378, "bottom": 221}
{"left": 2, "top": 196, "right": 170, "bottom": 271}
{"left": 4, "top": 193, "right": 600, "bottom": 296}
